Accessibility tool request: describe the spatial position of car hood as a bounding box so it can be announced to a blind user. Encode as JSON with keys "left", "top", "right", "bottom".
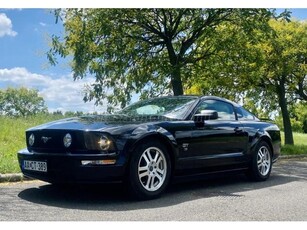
{"left": 27, "top": 114, "right": 178, "bottom": 132}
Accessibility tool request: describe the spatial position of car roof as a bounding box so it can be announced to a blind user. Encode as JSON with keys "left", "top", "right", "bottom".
{"left": 145, "top": 95, "right": 241, "bottom": 108}
{"left": 168, "top": 95, "right": 241, "bottom": 108}
{"left": 199, "top": 95, "right": 241, "bottom": 108}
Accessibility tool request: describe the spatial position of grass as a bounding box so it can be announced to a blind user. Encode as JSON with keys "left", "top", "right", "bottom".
{"left": 1, "top": 116, "right": 307, "bottom": 174}
{"left": 281, "top": 145, "right": 307, "bottom": 155}
{"left": 280, "top": 132, "right": 307, "bottom": 145}
{"left": 280, "top": 132, "right": 307, "bottom": 155}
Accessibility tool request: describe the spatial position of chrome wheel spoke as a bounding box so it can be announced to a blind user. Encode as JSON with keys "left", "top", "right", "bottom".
{"left": 264, "top": 160, "right": 269, "bottom": 167}
{"left": 156, "top": 155, "right": 162, "bottom": 166}
{"left": 144, "top": 150, "right": 153, "bottom": 162}
{"left": 155, "top": 173, "right": 163, "bottom": 182}
{"left": 156, "top": 168, "right": 164, "bottom": 175}
{"left": 139, "top": 170, "right": 149, "bottom": 179}
{"left": 261, "top": 165, "right": 266, "bottom": 175}
{"left": 145, "top": 175, "right": 153, "bottom": 189}
{"left": 150, "top": 175, "right": 156, "bottom": 188}
{"left": 153, "top": 152, "right": 159, "bottom": 162}
{"left": 139, "top": 165, "right": 148, "bottom": 172}
{"left": 258, "top": 164, "right": 262, "bottom": 171}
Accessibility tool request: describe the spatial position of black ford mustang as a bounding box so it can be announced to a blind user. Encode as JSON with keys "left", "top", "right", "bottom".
{"left": 18, "top": 95, "right": 281, "bottom": 199}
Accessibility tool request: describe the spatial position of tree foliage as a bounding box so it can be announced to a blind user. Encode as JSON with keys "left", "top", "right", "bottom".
{"left": 46, "top": 8, "right": 307, "bottom": 145}
{"left": 275, "top": 102, "right": 307, "bottom": 134}
{"left": 187, "top": 17, "right": 307, "bottom": 145}
{"left": 253, "top": 19, "right": 307, "bottom": 144}
{"left": 47, "top": 8, "right": 272, "bottom": 109}
{"left": 0, "top": 87, "right": 47, "bottom": 117}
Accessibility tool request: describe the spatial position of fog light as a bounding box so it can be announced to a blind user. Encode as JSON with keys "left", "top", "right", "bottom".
{"left": 81, "top": 160, "right": 116, "bottom": 166}
{"left": 28, "top": 134, "right": 35, "bottom": 146}
{"left": 63, "top": 133, "right": 72, "bottom": 148}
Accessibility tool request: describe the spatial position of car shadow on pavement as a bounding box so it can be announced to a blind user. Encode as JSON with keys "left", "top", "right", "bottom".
{"left": 18, "top": 159, "right": 307, "bottom": 211}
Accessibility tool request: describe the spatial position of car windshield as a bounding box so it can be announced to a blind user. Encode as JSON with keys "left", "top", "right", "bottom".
{"left": 117, "top": 96, "right": 198, "bottom": 120}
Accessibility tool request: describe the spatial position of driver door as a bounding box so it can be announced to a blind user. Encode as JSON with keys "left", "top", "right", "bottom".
{"left": 176, "top": 99, "right": 248, "bottom": 171}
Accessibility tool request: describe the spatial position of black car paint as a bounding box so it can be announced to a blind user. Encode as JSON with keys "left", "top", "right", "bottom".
{"left": 18, "top": 96, "right": 281, "bottom": 184}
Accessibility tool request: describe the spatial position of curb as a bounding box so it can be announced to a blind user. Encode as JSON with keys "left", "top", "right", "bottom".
{"left": 1, "top": 155, "right": 307, "bottom": 183}
{"left": 0, "top": 173, "right": 34, "bottom": 183}
{"left": 280, "top": 154, "right": 307, "bottom": 159}
{"left": 0, "top": 173, "right": 26, "bottom": 183}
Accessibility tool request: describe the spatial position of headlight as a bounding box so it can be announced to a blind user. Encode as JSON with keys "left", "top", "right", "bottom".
{"left": 84, "top": 132, "right": 115, "bottom": 152}
{"left": 63, "top": 133, "right": 72, "bottom": 148}
{"left": 98, "top": 135, "right": 111, "bottom": 150}
{"left": 28, "top": 133, "right": 35, "bottom": 146}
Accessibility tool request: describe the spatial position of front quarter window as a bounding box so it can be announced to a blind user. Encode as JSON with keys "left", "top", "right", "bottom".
{"left": 236, "top": 107, "right": 258, "bottom": 121}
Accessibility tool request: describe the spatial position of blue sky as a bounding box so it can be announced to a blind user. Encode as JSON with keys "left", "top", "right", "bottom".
{"left": 0, "top": 8, "right": 307, "bottom": 113}
{"left": 0, "top": 9, "right": 99, "bottom": 113}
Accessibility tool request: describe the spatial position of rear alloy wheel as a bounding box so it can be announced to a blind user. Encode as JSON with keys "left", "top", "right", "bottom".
{"left": 257, "top": 145, "right": 271, "bottom": 177}
{"left": 248, "top": 141, "right": 272, "bottom": 181}
{"left": 128, "top": 141, "right": 171, "bottom": 200}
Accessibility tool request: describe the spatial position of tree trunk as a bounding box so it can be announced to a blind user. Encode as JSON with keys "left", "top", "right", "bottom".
{"left": 277, "top": 84, "right": 294, "bottom": 145}
{"left": 165, "top": 39, "right": 184, "bottom": 96}
{"left": 171, "top": 66, "right": 184, "bottom": 95}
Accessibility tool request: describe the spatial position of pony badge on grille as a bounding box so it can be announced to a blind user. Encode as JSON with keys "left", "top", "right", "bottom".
{"left": 41, "top": 136, "right": 52, "bottom": 143}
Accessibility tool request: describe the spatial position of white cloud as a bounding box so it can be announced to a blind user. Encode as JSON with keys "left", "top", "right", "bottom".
{"left": 0, "top": 67, "right": 49, "bottom": 88}
{"left": 39, "top": 22, "right": 47, "bottom": 27}
{"left": 0, "top": 67, "right": 107, "bottom": 113}
{"left": 0, "top": 13, "right": 17, "bottom": 37}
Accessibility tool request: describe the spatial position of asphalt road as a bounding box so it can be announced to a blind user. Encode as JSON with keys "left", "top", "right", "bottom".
{"left": 0, "top": 158, "right": 307, "bottom": 221}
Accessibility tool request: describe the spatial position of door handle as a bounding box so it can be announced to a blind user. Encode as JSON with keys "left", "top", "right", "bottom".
{"left": 234, "top": 127, "right": 243, "bottom": 133}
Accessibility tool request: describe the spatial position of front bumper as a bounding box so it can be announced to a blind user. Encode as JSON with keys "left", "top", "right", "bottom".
{"left": 17, "top": 148, "right": 126, "bottom": 184}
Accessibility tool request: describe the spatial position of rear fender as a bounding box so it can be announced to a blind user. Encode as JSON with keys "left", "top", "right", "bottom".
{"left": 250, "top": 130, "right": 274, "bottom": 156}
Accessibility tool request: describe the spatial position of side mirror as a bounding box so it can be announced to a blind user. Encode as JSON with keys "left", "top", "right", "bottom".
{"left": 193, "top": 110, "right": 218, "bottom": 126}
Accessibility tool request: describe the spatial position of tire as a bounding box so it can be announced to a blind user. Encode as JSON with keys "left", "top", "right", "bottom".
{"left": 247, "top": 141, "right": 272, "bottom": 181}
{"left": 127, "top": 140, "right": 171, "bottom": 200}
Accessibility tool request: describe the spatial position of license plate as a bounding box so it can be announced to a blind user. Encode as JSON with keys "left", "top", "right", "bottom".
{"left": 24, "top": 160, "right": 47, "bottom": 172}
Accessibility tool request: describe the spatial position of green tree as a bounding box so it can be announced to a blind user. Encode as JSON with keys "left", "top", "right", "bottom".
{"left": 47, "top": 8, "right": 272, "bottom": 109}
{"left": 252, "top": 19, "right": 307, "bottom": 144}
{"left": 0, "top": 87, "right": 47, "bottom": 117}
{"left": 275, "top": 102, "right": 307, "bottom": 133}
{"left": 64, "top": 111, "right": 84, "bottom": 117}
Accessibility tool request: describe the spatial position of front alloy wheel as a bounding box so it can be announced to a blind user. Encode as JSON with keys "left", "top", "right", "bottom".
{"left": 128, "top": 141, "right": 171, "bottom": 200}
{"left": 138, "top": 147, "right": 167, "bottom": 192}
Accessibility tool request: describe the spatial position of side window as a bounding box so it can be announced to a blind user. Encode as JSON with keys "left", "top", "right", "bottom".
{"left": 195, "top": 100, "right": 236, "bottom": 121}
{"left": 236, "top": 107, "right": 256, "bottom": 120}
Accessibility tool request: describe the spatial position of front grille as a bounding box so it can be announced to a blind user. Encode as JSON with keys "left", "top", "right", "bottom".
{"left": 26, "top": 130, "right": 85, "bottom": 153}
